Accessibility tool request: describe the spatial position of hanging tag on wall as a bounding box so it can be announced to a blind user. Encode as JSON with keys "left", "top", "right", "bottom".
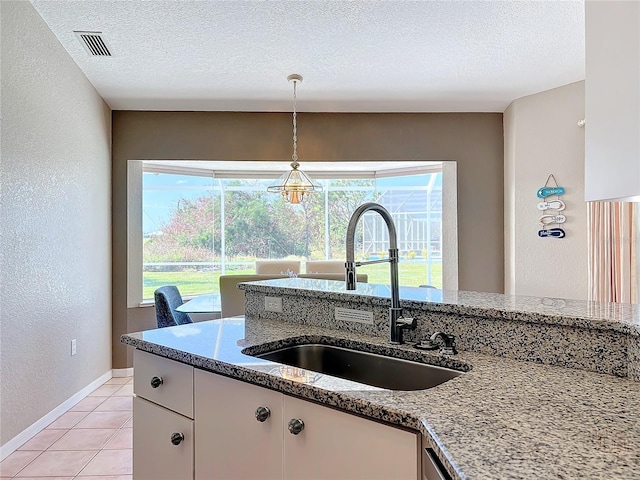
{"left": 538, "top": 228, "right": 566, "bottom": 238}
{"left": 537, "top": 174, "right": 565, "bottom": 198}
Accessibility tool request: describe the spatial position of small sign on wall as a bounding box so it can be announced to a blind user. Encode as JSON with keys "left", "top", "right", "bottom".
{"left": 335, "top": 307, "right": 374, "bottom": 325}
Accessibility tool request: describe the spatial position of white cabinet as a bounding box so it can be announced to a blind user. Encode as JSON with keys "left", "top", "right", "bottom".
{"left": 133, "top": 396, "right": 194, "bottom": 480}
{"left": 194, "top": 370, "right": 283, "bottom": 479}
{"left": 283, "top": 394, "right": 419, "bottom": 480}
{"left": 134, "top": 353, "right": 421, "bottom": 480}
{"left": 194, "top": 369, "right": 419, "bottom": 480}
{"left": 585, "top": 0, "right": 640, "bottom": 201}
{"left": 133, "top": 350, "right": 194, "bottom": 480}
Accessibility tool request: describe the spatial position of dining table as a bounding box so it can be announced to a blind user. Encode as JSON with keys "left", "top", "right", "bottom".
{"left": 176, "top": 293, "right": 221, "bottom": 314}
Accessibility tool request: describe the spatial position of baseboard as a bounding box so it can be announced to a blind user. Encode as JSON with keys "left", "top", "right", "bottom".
{"left": 0, "top": 370, "right": 112, "bottom": 461}
{"left": 112, "top": 367, "right": 133, "bottom": 378}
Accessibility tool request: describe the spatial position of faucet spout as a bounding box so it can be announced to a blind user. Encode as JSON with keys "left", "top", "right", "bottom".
{"left": 345, "top": 202, "right": 415, "bottom": 344}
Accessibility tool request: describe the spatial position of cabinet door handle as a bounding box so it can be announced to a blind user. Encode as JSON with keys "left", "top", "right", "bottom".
{"left": 255, "top": 406, "right": 271, "bottom": 422}
{"left": 150, "top": 376, "right": 163, "bottom": 388}
{"left": 288, "top": 418, "right": 304, "bottom": 435}
{"left": 170, "top": 432, "right": 185, "bottom": 445}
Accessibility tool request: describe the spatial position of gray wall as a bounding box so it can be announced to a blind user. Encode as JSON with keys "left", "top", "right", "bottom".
{"left": 112, "top": 111, "right": 504, "bottom": 368}
{"left": 0, "top": 1, "right": 112, "bottom": 444}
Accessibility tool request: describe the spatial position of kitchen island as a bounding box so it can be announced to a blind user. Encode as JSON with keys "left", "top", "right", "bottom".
{"left": 122, "top": 279, "right": 640, "bottom": 479}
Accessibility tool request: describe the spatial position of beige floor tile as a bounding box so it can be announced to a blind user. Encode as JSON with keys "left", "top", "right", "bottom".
{"left": 105, "top": 377, "right": 131, "bottom": 385}
{"left": 13, "top": 477, "right": 72, "bottom": 480}
{"left": 18, "top": 429, "right": 67, "bottom": 451}
{"left": 0, "top": 450, "right": 41, "bottom": 477}
{"left": 15, "top": 450, "right": 97, "bottom": 477}
{"left": 46, "top": 411, "right": 89, "bottom": 429}
{"left": 78, "top": 449, "right": 132, "bottom": 476}
{"left": 95, "top": 396, "right": 133, "bottom": 411}
{"left": 112, "top": 384, "right": 133, "bottom": 397}
{"left": 76, "top": 476, "right": 131, "bottom": 480}
{"left": 70, "top": 395, "right": 107, "bottom": 411}
{"left": 75, "top": 411, "right": 132, "bottom": 429}
{"left": 89, "top": 385, "right": 122, "bottom": 397}
{"left": 49, "top": 428, "right": 118, "bottom": 450}
{"left": 104, "top": 428, "right": 132, "bottom": 450}
{"left": 123, "top": 417, "right": 132, "bottom": 428}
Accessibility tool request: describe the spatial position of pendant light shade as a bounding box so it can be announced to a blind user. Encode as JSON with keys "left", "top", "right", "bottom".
{"left": 267, "top": 74, "right": 322, "bottom": 204}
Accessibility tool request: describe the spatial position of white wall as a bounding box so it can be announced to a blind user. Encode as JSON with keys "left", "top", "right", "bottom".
{"left": 0, "top": 1, "right": 112, "bottom": 446}
{"left": 504, "top": 81, "right": 587, "bottom": 300}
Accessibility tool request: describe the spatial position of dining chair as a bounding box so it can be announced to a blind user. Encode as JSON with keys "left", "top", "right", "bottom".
{"left": 154, "top": 285, "right": 193, "bottom": 328}
{"left": 304, "top": 260, "right": 345, "bottom": 274}
{"left": 219, "top": 274, "right": 287, "bottom": 318}
{"left": 255, "top": 260, "right": 301, "bottom": 275}
{"left": 299, "top": 273, "right": 368, "bottom": 283}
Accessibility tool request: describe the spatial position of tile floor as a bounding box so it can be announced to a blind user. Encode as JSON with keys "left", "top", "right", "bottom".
{"left": 1, "top": 377, "right": 133, "bottom": 479}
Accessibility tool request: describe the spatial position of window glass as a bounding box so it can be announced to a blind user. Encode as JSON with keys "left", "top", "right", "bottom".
{"left": 142, "top": 168, "right": 443, "bottom": 300}
{"left": 142, "top": 172, "right": 216, "bottom": 299}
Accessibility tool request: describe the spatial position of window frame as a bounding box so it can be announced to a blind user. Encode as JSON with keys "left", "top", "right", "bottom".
{"left": 128, "top": 160, "right": 458, "bottom": 307}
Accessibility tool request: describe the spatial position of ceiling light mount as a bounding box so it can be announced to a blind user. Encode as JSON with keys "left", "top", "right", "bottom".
{"left": 267, "top": 74, "right": 322, "bottom": 204}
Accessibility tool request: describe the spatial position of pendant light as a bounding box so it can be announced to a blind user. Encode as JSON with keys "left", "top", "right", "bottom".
{"left": 267, "top": 74, "right": 322, "bottom": 204}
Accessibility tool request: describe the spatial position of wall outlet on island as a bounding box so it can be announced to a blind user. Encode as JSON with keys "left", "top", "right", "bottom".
{"left": 265, "top": 296, "right": 283, "bottom": 313}
{"left": 71, "top": 339, "right": 77, "bottom": 356}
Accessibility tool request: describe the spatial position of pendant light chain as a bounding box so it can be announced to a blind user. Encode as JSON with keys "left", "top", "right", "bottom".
{"left": 266, "top": 73, "right": 322, "bottom": 204}
{"left": 292, "top": 79, "right": 298, "bottom": 163}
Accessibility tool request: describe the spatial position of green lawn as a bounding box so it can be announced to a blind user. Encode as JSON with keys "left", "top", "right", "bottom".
{"left": 143, "top": 263, "right": 442, "bottom": 300}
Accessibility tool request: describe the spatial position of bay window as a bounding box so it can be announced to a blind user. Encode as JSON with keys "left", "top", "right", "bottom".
{"left": 128, "top": 161, "right": 456, "bottom": 304}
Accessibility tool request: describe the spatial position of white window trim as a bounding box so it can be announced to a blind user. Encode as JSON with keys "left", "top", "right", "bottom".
{"left": 127, "top": 160, "right": 458, "bottom": 307}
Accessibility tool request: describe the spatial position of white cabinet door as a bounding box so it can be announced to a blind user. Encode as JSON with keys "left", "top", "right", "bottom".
{"left": 133, "top": 396, "right": 194, "bottom": 480}
{"left": 283, "top": 395, "right": 419, "bottom": 480}
{"left": 194, "top": 369, "right": 284, "bottom": 480}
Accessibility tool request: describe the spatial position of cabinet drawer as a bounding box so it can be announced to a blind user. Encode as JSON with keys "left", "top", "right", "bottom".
{"left": 134, "top": 349, "right": 193, "bottom": 418}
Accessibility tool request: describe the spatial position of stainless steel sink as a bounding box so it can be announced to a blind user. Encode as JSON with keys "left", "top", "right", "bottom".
{"left": 256, "top": 343, "right": 462, "bottom": 390}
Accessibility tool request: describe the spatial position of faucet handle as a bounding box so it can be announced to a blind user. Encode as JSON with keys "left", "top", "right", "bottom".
{"left": 392, "top": 315, "right": 416, "bottom": 344}
{"left": 397, "top": 315, "right": 416, "bottom": 329}
{"left": 429, "top": 332, "right": 458, "bottom": 355}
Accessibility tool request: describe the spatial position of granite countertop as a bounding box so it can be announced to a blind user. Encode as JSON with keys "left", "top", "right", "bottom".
{"left": 239, "top": 279, "right": 640, "bottom": 335}
{"left": 121, "top": 314, "right": 640, "bottom": 480}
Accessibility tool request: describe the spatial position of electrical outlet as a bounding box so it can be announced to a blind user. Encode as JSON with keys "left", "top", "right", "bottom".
{"left": 264, "top": 296, "right": 283, "bottom": 313}
{"left": 71, "top": 339, "right": 77, "bottom": 356}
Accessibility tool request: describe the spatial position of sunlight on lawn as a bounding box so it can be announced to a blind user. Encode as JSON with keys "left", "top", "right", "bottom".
{"left": 143, "top": 263, "right": 442, "bottom": 300}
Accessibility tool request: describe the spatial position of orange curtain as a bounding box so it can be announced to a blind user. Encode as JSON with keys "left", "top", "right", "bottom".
{"left": 588, "top": 202, "right": 637, "bottom": 303}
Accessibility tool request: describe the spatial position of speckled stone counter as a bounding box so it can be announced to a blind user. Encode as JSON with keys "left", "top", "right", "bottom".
{"left": 241, "top": 278, "right": 640, "bottom": 380}
{"left": 122, "top": 292, "right": 640, "bottom": 479}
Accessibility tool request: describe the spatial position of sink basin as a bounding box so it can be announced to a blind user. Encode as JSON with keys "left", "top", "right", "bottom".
{"left": 255, "top": 343, "right": 462, "bottom": 391}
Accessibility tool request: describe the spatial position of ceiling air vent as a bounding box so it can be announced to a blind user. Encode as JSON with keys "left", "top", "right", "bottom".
{"left": 74, "top": 31, "right": 112, "bottom": 57}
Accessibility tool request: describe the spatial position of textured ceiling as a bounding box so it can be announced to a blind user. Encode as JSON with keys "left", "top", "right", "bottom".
{"left": 30, "top": 0, "right": 585, "bottom": 113}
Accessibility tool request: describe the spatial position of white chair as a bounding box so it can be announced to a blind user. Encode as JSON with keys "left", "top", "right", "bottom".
{"left": 219, "top": 274, "right": 287, "bottom": 318}
{"left": 304, "top": 260, "right": 345, "bottom": 274}
{"left": 255, "top": 260, "right": 301, "bottom": 275}
{"left": 299, "top": 273, "right": 368, "bottom": 282}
